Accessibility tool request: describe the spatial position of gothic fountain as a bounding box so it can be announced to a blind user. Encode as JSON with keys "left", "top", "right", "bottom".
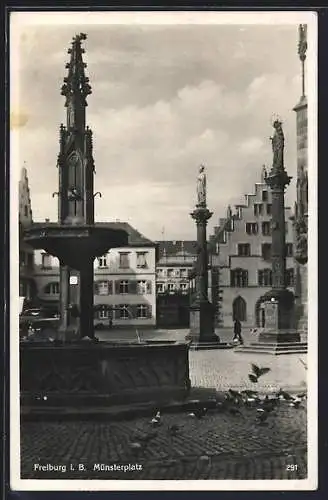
{"left": 20, "top": 34, "right": 190, "bottom": 415}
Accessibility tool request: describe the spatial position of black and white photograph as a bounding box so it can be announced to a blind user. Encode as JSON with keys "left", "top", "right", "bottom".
{"left": 10, "top": 10, "right": 317, "bottom": 490}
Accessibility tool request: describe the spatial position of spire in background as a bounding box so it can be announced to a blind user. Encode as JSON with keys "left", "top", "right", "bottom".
{"left": 298, "top": 24, "right": 307, "bottom": 98}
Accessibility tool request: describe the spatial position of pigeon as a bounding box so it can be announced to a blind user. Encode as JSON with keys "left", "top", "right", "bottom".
{"left": 241, "top": 390, "right": 259, "bottom": 398}
{"left": 188, "top": 407, "right": 207, "bottom": 419}
{"left": 248, "top": 374, "right": 258, "bottom": 383}
{"left": 248, "top": 364, "right": 271, "bottom": 383}
{"left": 150, "top": 410, "right": 162, "bottom": 426}
{"left": 289, "top": 398, "right": 302, "bottom": 409}
{"left": 228, "top": 389, "right": 243, "bottom": 399}
{"left": 150, "top": 417, "right": 162, "bottom": 426}
{"left": 276, "top": 389, "right": 294, "bottom": 401}
{"left": 257, "top": 411, "right": 270, "bottom": 423}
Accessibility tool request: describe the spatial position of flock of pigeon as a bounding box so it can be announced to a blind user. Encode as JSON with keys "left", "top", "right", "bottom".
{"left": 128, "top": 364, "right": 306, "bottom": 456}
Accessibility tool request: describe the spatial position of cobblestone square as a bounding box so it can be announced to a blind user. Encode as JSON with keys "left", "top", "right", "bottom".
{"left": 20, "top": 331, "right": 308, "bottom": 481}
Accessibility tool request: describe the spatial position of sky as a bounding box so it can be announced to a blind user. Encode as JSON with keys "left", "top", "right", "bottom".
{"left": 13, "top": 19, "right": 304, "bottom": 241}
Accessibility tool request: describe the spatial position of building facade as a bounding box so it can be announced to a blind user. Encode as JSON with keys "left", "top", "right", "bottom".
{"left": 33, "top": 222, "right": 157, "bottom": 327}
{"left": 19, "top": 167, "right": 36, "bottom": 306}
{"left": 210, "top": 167, "right": 295, "bottom": 328}
{"left": 155, "top": 241, "right": 196, "bottom": 327}
{"left": 155, "top": 241, "right": 220, "bottom": 328}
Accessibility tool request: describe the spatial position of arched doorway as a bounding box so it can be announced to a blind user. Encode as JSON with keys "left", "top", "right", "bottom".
{"left": 232, "top": 296, "right": 247, "bottom": 322}
{"left": 255, "top": 296, "right": 267, "bottom": 327}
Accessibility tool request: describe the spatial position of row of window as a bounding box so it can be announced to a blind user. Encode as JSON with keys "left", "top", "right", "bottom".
{"left": 98, "top": 251, "right": 149, "bottom": 269}
{"left": 238, "top": 243, "right": 293, "bottom": 258}
{"left": 245, "top": 222, "right": 288, "bottom": 236}
{"left": 156, "top": 282, "right": 189, "bottom": 293}
{"left": 253, "top": 203, "right": 271, "bottom": 217}
{"left": 157, "top": 268, "right": 190, "bottom": 278}
{"left": 230, "top": 268, "right": 294, "bottom": 287}
{"left": 96, "top": 304, "right": 151, "bottom": 320}
{"left": 41, "top": 251, "right": 149, "bottom": 270}
{"left": 44, "top": 280, "right": 153, "bottom": 296}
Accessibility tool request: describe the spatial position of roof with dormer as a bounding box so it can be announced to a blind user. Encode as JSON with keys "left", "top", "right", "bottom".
{"left": 156, "top": 240, "right": 198, "bottom": 259}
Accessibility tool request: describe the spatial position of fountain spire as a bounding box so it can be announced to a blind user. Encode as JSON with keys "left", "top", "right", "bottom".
{"left": 58, "top": 33, "right": 95, "bottom": 225}
{"left": 61, "top": 33, "right": 92, "bottom": 130}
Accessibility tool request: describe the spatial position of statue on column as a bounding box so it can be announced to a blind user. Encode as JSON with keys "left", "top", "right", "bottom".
{"left": 270, "top": 119, "right": 284, "bottom": 172}
{"left": 295, "top": 165, "right": 308, "bottom": 264}
{"left": 295, "top": 215, "right": 308, "bottom": 264}
{"left": 197, "top": 164, "right": 206, "bottom": 206}
{"left": 299, "top": 165, "right": 308, "bottom": 216}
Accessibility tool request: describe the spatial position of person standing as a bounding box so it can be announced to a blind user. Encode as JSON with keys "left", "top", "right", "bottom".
{"left": 233, "top": 318, "right": 244, "bottom": 344}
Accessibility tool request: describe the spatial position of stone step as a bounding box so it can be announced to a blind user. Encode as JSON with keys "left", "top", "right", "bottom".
{"left": 249, "top": 342, "right": 308, "bottom": 348}
{"left": 190, "top": 342, "right": 234, "bottom": 351}
{"left": 235, "top": 343, "right": 308, "bottom": 355}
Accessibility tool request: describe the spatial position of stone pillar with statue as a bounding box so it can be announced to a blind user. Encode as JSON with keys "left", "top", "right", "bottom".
{"left": 187, "top": 165, "right": 219, "bottom": 345}
{"left": 257, "top": 118, "right": 300, "bottom": 346}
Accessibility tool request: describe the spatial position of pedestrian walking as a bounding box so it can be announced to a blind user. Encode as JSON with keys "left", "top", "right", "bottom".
{"left": 233, "top": 318, "right": 244, "bottom": 344}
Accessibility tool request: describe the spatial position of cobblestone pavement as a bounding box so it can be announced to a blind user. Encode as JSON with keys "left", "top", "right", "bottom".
{"left": 21, "top": 401, "right": 307, "bottom": 480}
{"left": 97, "top": 328, "right": 307, "bottom": 393}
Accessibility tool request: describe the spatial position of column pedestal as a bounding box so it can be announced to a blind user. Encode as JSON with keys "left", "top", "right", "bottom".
{"left": 189, "top": 298, "right": 218, "bottom": 343}
{"left": 237, "top": 289, "right": 306, "bottom": 354}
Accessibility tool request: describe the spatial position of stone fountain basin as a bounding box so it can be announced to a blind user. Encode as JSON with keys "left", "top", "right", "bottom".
{"left": 24, "top": 223, "right": 128, "bottom": 268}
{"left": 20, "top": 341, "right": 191, "bottom": 409}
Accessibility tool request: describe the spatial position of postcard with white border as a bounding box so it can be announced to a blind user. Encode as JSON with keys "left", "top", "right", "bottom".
{"left": 10, "top": 10, "right": 318, "bottom": 491}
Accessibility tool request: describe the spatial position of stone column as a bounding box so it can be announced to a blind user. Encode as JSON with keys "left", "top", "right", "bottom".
{"left": 188, "top": 166, "right": 218, "bottom": 344}
{"left": 258, "top": 120, "right": 300, "bottom": 345}
{"left": 79, "top": 259, "right": 95, "bottom": 339}
{"left": 58, "top": 263, "right": 70, "bottom": 340}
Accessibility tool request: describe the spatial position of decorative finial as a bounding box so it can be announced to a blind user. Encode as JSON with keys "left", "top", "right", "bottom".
{"left": 298, "top": 24, "right": 307, "bottom": 62}
{"left": 61, "top": 33, "right": 92, "bottom": 106}
{"left": 298, "top": 24, "right": 307, "bottom": 97}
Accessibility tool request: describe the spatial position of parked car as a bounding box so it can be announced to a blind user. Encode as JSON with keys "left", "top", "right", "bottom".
{"left": 20, "top": 308, "right": 59, "bottom": 341}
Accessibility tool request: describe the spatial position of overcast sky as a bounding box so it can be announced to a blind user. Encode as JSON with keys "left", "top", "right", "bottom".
{"left": 13, "top": 21, "right": 304, "bottom": 241}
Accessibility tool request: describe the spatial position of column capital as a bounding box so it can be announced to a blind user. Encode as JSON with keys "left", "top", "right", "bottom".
{"left": 266, "top": 171, "right": 292, "bottom": 191}
{"left": 190, "top": 206, "right": 213, "bottom": 224}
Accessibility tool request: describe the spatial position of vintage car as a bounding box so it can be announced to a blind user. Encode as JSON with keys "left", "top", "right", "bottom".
{"left": 19, "top": 308, "right": 60, "bottom": 341}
